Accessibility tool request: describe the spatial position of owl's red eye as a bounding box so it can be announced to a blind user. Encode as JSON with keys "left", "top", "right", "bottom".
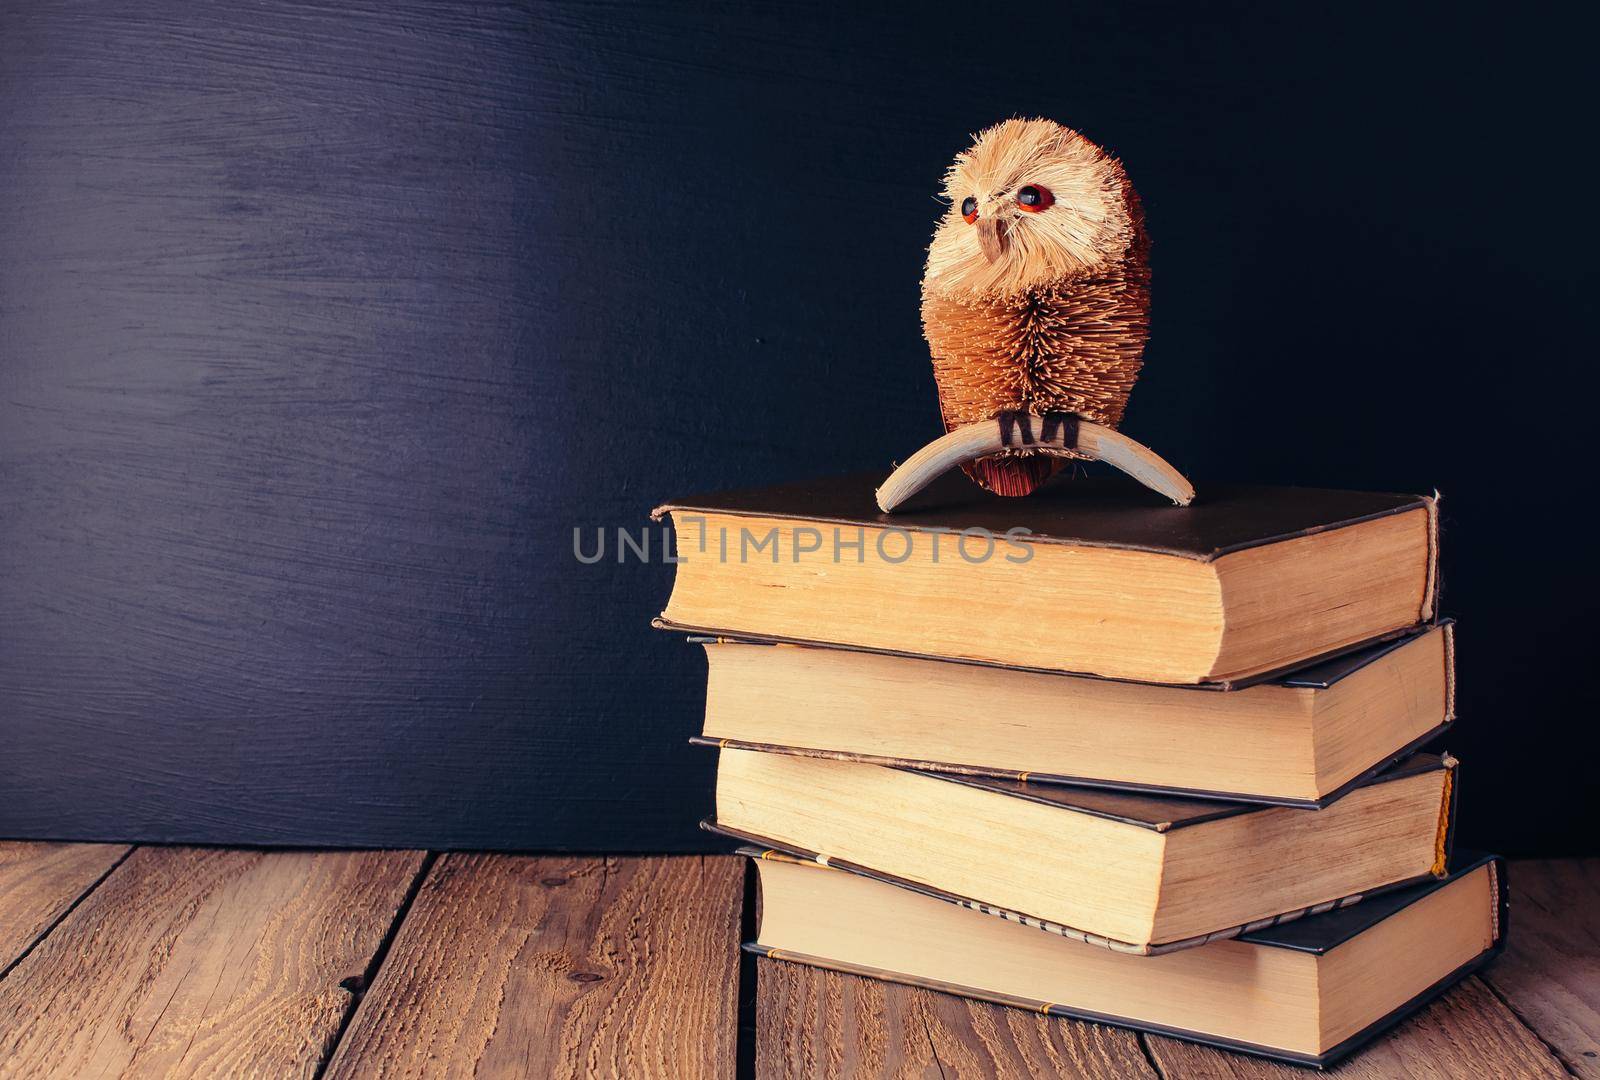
{"left": 1016, "top": 184, "right": 1054, "bottom": 212}
{"left": 961, "top": 196, "right": 978, "bottom": 224}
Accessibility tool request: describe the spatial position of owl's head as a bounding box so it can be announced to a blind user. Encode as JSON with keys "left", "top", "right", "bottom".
{"left": 925, "top": 118, "right": 1140, "bottom": 299}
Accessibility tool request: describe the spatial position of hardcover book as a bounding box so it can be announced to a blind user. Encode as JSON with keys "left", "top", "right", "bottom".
{"left": 692, "top": 622, "right": 1454, "bottom": 807}
{"left": 653, "top": 471, "right": 1439, "bottom": 685}
{"left": 708, "top": 747, "right": 1456, "bottom": 953}
{"left": 746, "top": 847, "right": 1505, "bottom": 1068}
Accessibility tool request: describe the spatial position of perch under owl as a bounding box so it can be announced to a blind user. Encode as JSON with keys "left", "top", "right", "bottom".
{"left": 876, "top": 118, "right": 1193, "bottom": 512}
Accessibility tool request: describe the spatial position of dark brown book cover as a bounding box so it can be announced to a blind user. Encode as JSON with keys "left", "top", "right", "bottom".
{"left": 653, "top": 470, "right": 1434, "bottom": 563}
{"left": 744, "top": 849, "right": 1506, "bottom": 1069}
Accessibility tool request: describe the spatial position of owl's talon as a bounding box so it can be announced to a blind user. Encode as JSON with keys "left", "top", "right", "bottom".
{"left": 1040, "top": 412, "right": 1080, "bottom": 449}
{"left": 996, "top": 411, "right": 1034, "bottom": 448}
{"left": 996, "top": 410, "right": 1079, "bottom": 450}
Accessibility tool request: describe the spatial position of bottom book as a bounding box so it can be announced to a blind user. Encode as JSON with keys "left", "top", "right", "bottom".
{"left": 746, "top": 847, "right": 1506, "bottom": 1069}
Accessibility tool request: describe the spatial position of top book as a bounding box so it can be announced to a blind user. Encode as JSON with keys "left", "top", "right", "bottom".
{"left": 653, "top": 471, "right": 1438, "bottom": 686}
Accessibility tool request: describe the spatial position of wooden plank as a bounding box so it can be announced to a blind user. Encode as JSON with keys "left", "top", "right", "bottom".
{"left": 0, "top": 842, "right": 129, "bottom": 969}
{"left": 1482, "top": 858, "right": 1600, "bottom": 1079}
{"left": 1142, "top": 978, "right": 1566, "bottom": 1078}
{"left": 0, "top": 846, "right": 424, "bottom": 1078}
{"left": 323, "top": 854, "right": 743, "bottom": 1079}
{"left": 756, "top": 957, "right": 1157, "bottom": 1078}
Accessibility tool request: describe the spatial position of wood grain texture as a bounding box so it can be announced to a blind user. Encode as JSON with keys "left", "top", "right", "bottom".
{"left": 756, "top": 957, "right": 1156, "bottom": 1079}
{"left": 1483, "top": 859, "right": 1600, "bottom": 1078}
{"left": 0, "top": 847, "right": 424, "bottom": 1078}
{"left": 0, "top": 842, "right": 129, "bottom": 967}
{"left": 324, "top": 854, "right": 742, "bottom": 1079}
{"left": 1143, "top": 978, "right": 1566, "bottom": 1078}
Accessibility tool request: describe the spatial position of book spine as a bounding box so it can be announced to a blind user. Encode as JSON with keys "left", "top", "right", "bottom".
{"left": 1433, "top": 755, "right": 1459, "bottom": 877}
{"left": 1421, "top": 492, "right": 1441, "bottom": 621}
{"left": 1489, "top": 856, "right": 1507, "bottom": 946}
{"left": 1441, "top": 621, "right": 1457, "bottom": 722}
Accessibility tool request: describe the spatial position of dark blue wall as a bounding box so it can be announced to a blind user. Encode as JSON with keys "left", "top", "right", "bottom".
{"left": 0, "top": 2, "right": 1591, "bottom": 852}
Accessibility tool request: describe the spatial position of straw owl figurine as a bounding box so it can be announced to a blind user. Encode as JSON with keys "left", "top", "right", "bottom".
{"left": 922, "top": 118, "right": 1151, "bottom": 497}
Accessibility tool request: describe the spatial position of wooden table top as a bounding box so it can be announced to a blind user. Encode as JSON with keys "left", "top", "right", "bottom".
{"left": 0, "top": 845, "right": 1590, "bottom": 1077}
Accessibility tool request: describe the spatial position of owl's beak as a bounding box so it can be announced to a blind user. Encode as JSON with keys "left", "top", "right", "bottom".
{"left": 977, "top": 216, "right": 1008, "bottom": 262}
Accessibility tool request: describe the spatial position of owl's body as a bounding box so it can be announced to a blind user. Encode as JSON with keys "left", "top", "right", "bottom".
{"left": 921, "top": 119, "right": 1151, "bottom": 496}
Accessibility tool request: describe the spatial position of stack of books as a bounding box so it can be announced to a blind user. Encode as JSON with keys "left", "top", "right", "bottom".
{"left": 653, "top": 471, "right": 1503, "bottom": 1069}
